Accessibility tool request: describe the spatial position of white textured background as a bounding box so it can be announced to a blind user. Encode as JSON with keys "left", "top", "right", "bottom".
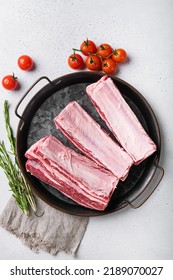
{"left": 0, "top": 0, "right": 173, "bottom": 260}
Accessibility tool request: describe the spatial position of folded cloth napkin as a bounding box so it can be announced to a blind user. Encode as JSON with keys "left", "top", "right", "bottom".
{"left": 0, "top": 196, "right": 89, "bottom": 255}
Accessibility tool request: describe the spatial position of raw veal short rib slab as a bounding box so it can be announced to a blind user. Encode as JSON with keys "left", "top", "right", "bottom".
{"left": 86, "top": 76, "right": 157, "bottom": 164}
{"left": 54, "top": 101, "right": 133, "bottom": 180}
{"left": 25, "top": 136, "right": 119, "bottom": 210}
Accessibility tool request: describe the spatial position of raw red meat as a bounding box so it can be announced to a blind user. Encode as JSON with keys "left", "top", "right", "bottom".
{"left": 54, "top": 101, "right": 133, "bottom": 180}
{"left": 86, "top": 76, "right": 157, "bottom": 164}
{"left": 25, "top": 136, "right": 119, "bottom": 210}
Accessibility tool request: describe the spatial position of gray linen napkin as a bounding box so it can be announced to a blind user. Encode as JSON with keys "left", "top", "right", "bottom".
{"left": 0, "top": 196, "right": 89, "bottom": 255}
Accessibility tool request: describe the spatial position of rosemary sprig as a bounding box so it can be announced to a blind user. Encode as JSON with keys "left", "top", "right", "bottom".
{"left": 0, "top": 100, "right": 36, "bottom": 215}
{"left": 4, "top": 100, "right": 16, "bottom": 156}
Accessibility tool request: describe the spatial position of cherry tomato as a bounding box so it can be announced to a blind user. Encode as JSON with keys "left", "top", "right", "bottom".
{"left": 102, "top": 58, "right": 117, "bottom": 74}
{"left": 68, "top": 53, "right": 84, "bottom": 69}
{"left": 86, "top": 55, "right": 102, "bottom": 71}
{"left": 18, "top": 55, "right": 33, "bottom": 70}
{"left": 2, "top": 74, "right": 18, "bottom": 90}
{"left": 112, "top": 48, "right": 127, "bottom": 63}
{"left": 97, "top": 43, "right": 113, "bottom": 58}
{"left": 80, "top": 39, "right": 97, "bottom": 56}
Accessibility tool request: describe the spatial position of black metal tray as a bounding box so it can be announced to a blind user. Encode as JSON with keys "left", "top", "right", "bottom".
{"left": 15, "top": 72, "right": 164, "bottom": 216}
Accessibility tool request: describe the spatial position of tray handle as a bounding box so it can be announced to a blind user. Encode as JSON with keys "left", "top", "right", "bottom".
{"left": 15, "top": 76, "right": 58, "bottom": 120}
{"left": 124, "top": 162, "right": 164, "bottom": 209}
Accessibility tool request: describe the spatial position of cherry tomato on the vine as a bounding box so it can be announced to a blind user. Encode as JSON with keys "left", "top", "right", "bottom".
{"left": 2, "top": 74, "right": 18, "bottom": 90}
{"left": 86, "top": 55, "right": 102, "bottom": 71}
{"left": 102, "top": 58, "right": 117, "bottom": 74}
{"left": 68, "top": 53, "right": 84, "bottom": 69}
{"left": 112, "top": 48, "right": 127, "bottom": 63}
{"left": 80, "top": 39, "right": 97, "bottom": 56}
{"left": 18, "top": 55, "right": 33, "bottom": 70}
{"left": 97, "top": 43, "right": 113, "bottom": 58}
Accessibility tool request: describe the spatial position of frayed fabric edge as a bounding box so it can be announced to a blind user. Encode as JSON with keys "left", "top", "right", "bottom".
{"left": 0, "top": 218, "right": 89, "bottom": 256}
